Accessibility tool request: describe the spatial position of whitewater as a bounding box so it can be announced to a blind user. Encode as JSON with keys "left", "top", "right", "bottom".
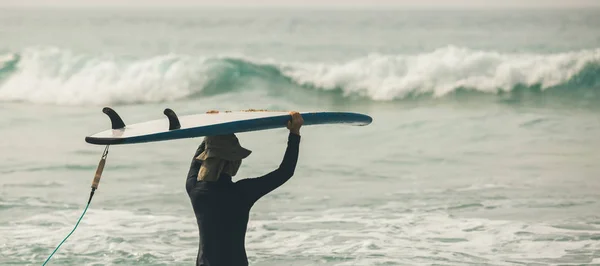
{"left": 1, "top": 46, "right": 600, "bottom": 105}
{"left": 1, "top": 7, "right": 599, "bottom": 266}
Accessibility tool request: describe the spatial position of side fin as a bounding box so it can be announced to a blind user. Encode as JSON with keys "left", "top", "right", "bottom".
{"left": 163, "top": 108, "right": 181, "bottom": 130}
{"left": 102, "top": 107, "right": 126, "bottom": 129}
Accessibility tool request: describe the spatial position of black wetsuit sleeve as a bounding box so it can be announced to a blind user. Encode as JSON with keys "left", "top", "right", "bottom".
{"left": 237, "top": 133, "right": 300, "bottom": 204}
{"left": 186, "top": 141, "right": 205, "bottom": 194}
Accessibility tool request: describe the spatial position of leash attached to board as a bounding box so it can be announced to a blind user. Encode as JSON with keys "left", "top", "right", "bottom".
{"left": 89, "top": 145, "right": 109, "bottom": 203}
{"left": 41, "top": 145, "right": 110, "bottom": 266}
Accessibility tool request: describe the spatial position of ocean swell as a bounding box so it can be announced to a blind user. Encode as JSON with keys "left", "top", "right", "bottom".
{"left": 0, "top": 46, "right": 599, "bottom": 105}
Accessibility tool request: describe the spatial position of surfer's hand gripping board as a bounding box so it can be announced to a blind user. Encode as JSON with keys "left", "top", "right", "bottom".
{"left": 287, "top": 111, "right": 303, "bottom": 135}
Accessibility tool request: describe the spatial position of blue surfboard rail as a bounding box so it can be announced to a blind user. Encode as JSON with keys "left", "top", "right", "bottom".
{"left": 85, "top": 112, "right": 372, "bottom": 145}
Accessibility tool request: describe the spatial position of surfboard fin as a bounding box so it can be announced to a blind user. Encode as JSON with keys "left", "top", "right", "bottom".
{"left": 102, "top": 107, "right": 126, "bottom": 129}
{"left": 163, "top": 108, "right": 181, "bottom": 130}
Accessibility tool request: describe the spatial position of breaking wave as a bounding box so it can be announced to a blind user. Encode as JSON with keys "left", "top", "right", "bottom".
{"left": 0, "top": 46, "right": 599, "bottom": 105}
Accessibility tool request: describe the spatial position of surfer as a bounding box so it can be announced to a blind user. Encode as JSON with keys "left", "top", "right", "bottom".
{"left": 185, "top": 111, "right": 303, "bottom": 266}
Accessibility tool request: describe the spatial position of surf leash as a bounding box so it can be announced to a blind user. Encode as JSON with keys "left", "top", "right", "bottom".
{"left": 41, "top": 145, "right": 110, "bottom": 266}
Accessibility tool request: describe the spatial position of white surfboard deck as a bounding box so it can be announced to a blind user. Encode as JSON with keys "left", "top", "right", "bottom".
{"left": 85, "top": 110, "right": 372, "bottom": 145}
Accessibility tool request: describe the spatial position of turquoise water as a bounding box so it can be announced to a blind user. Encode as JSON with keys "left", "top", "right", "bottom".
{"left": 1, "top": 7, "right": 600, "bottom": 265}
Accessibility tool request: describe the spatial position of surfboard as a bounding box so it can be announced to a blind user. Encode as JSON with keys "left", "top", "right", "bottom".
{"left": 85, "top": 108, "right": 372, "bottom": 145}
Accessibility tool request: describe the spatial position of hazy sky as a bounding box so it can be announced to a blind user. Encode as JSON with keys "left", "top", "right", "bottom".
{"left": 2, "top": 0, "right": 599, "bottom": 8}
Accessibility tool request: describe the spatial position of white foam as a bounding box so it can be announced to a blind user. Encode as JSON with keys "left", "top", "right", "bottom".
{"left": 1, "top": 46, "right": 599, "bottom": 105}
{"left": 1, "top": 205, "right": 598, "bottom": 264}
{"left": 0, "top": 208, "right": 198, "bottom": 264}
{"left": 282, "top": 46, "right": 600, "bottom": 100}
{"left": 0, "top": 47, "right": 210, "bottom": 105}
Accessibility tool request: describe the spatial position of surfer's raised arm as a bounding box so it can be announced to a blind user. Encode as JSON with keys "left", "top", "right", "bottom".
{"left": 236, "top": 111, "right": 303, "bottom": 204}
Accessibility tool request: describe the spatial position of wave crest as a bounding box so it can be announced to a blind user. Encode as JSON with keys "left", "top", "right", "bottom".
{"left": 0, "top": 46, "right": 599, "bottom": 105}
{"left": 282, "top": 46, "right": 600, "bottom": 100}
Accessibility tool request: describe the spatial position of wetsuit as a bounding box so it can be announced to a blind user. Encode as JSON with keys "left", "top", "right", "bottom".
{"left": 185, "top": 133, "right": 300, "bottom": 266}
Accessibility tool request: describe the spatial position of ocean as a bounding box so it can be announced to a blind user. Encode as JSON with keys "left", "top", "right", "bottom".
{"left": 1, "top": 7, "right": 599, "bottom": 265}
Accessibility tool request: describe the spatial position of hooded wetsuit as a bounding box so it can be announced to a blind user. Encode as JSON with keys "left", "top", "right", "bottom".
{"left": 185, "top": 133, "right": 300, "bottom": 266}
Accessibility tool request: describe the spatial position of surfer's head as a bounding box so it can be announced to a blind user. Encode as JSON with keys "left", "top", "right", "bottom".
{"left": 195, "top": 134, "right": 251, "bottom": 181}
